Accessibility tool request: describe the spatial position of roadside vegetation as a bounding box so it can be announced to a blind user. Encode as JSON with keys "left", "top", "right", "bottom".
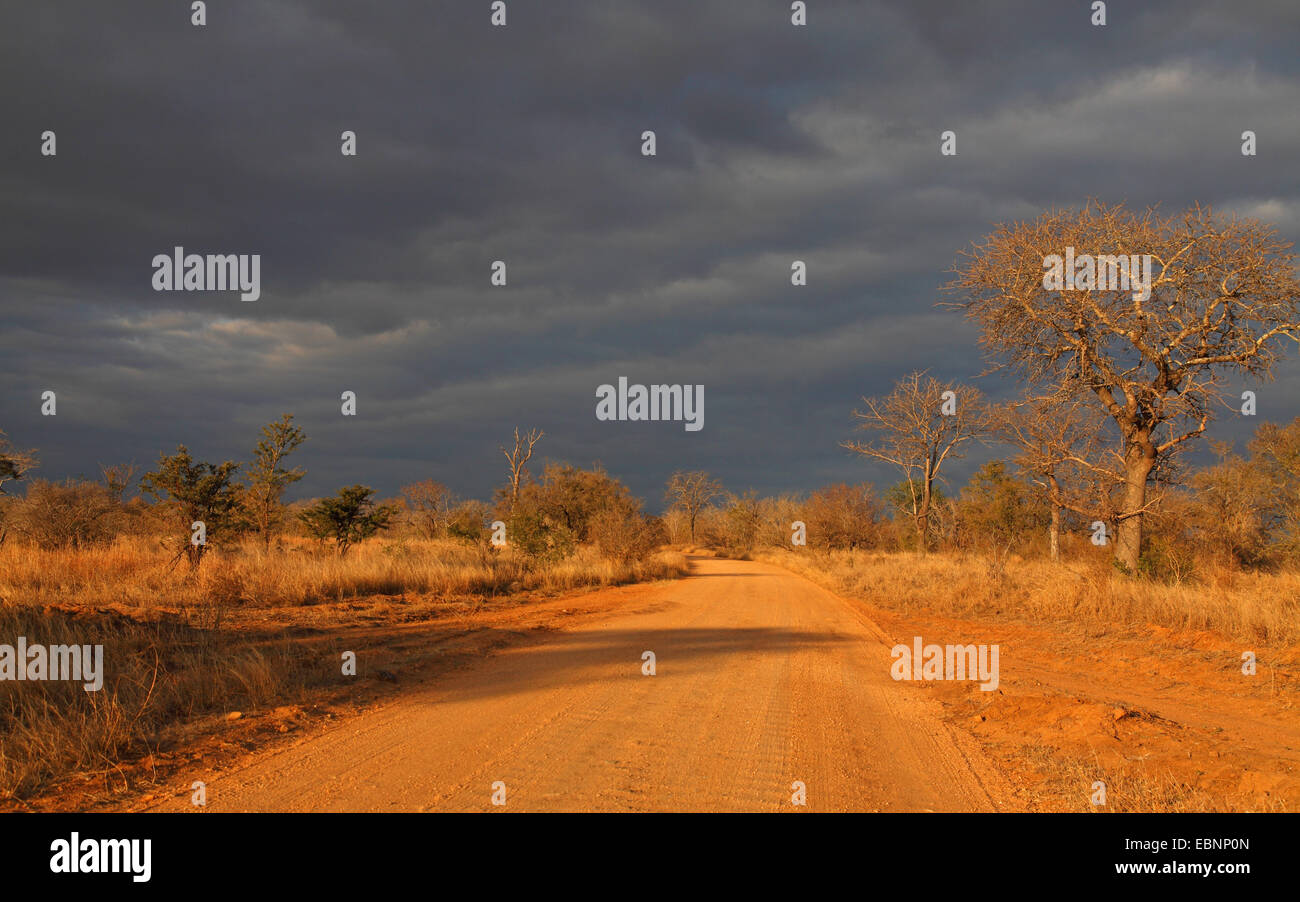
{"left": 0, "top": 420, "right": 684, "bottom": 801}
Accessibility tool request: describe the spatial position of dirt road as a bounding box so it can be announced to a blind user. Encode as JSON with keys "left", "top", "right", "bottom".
{"left": 148, "top": 557, "right": 1011, "bottom": 812}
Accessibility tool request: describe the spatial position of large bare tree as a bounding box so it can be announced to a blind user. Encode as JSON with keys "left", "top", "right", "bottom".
{"left": 664, "top": 470, "right": 723, "bottom": 542}
{"left": 951, "top": 202, "right": 1300, "bottom": 570}
{"left": 844, "top": 371, "right": 990, "bottom": 551}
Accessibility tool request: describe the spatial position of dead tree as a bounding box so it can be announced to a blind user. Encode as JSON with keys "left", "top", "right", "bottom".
{"left": 501, "top": 427, "right": 543, "bottom": 511}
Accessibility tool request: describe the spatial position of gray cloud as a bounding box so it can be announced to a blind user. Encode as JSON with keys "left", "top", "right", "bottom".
{"left": 2, "top": 0, "right": 1297, "bottom": 506}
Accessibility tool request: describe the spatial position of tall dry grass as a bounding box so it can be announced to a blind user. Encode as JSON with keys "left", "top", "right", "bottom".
{"left": 0, "top": 602, "right": 327, "bottom": 799}
{"left": 760, "top": 548, "right": 1300, "bottom": 647}
{"left": 0, "top": 535, "right": 687, "bottom": 612}
{"left": 0, "top": 535, "right": 688, "bottom": 801}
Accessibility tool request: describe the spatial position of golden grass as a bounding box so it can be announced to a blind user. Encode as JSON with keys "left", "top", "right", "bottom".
{"left": 0, "top": 535, "right": 689, "bottom": 802}
{"left": 0, "top": 536, "right": 688, "bottom": 612}
{"left": 1020, "top": 743, "right": 1220, "bottom": 813}
{"left": 760, "top": 548, "right": 1300, "bottom": 647}
{"left": 0, "top": 602, "right": 325, "bottom": 800}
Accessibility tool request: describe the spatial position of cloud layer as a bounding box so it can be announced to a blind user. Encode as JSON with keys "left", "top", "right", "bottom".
{"left": 2, "top": 0, "right": 1298, "bottom": 504}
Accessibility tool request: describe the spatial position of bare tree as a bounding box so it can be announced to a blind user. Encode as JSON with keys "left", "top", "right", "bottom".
{"left": 951, "top": 201, "right": 1300, "bottom": 570}
{"left": 100, "top": 462, "right": 138, "bottom": 503}
{"left": 401, "top": 479, "right": 455, "bottom": 539}
{"left": 501, "top": 427, "right": 543, "bottom": 511}
{"left": 664, "top": 470, "right": 724, "bottom": 543}
{"left": 844, "top": 371, "right": 990, "bottom": 551}
{"left": 995, "top": 394, "right": 1111, "bottom": 560}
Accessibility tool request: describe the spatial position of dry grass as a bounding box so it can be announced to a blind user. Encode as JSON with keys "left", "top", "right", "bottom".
{"left": 0, "top": 535, "right": 688, "bottom": 612}
{"left": 0, "top": 602, "right": 328, "bottom": 800}
{"left": 760, "top": 548, "right": 1300, "bottom": 647}
{"left": 1022, "top": 744, "right": 1221, "bottom": 813}
{"left": 0, "top": 535, "right": 688, "bottom": 801}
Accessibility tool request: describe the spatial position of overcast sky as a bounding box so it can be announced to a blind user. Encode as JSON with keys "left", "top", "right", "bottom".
{"left": 2, "top": 0, "right": 1298, "bottom": 508}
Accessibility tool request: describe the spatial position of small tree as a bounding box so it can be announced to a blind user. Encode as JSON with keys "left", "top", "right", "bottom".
{"left": 140, "top": 445, "right": 244, "bottom": 567}
{"left": 99, "top": 462, "right": 137, "bottom": 504}
{"left": 844, "top": 372, "right": 990, "bottom": 551}
{"left": 721, "top": 490, "right": 763, "bottom": 556}
{"left": 299, "top": 485, "right": 396, "bottom": 555}
{"left": 803, "top": 483, "right": 882, "bottom": 550}
{"left": 590, "top": 508, "right": 664, "bottom": 563}
{"left": 246, "top": 414, "right": 307, "bottom": 549}
{"left": 664, "top": 471, "right": 724, "bottom": 542}
{"left": 446, "top": 499, "right": 498, "bottom": 567}
{"left": 996, "top": 394, "right": 1112, "bottom": 561}
{"left": 401, "top": 479, "right": 454, "bottom": 539}
{"left": 1187, "top": 444, "right": 1276, "bottom": 568}
{"left": 1248, "top": 418, "right": 1300, "bottom": 555}
{"left": 532, "top": 463, "right": 639, "bottom": 541}
{"left": 0, "top": 431, "right": 37, "bottom": 546}
{"left": 956, "top": 461, "right": 1047, "bottom": 558}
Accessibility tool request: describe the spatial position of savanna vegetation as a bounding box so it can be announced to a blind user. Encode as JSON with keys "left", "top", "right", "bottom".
{"left": 0, "top": 418, "right": 684, "bottom": 801}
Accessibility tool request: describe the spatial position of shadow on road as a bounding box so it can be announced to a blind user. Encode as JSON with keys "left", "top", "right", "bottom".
{"left": 410, "top": 625, "right": 856, "bottom": 704}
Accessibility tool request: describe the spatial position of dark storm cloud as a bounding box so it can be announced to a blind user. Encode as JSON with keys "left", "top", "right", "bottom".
{"left": 2, "top": 0, "right": 1298, "bottom": 505}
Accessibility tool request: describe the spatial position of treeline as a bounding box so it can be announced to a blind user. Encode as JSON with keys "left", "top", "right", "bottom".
{"left": 666, "top": 413, "right": 1300, "bottom": 580}
{"left": 0, "top": 418, "right": 665, "bottom": 568}
{"left": 5, "top": 409, "right": 1300, "bottom": 583}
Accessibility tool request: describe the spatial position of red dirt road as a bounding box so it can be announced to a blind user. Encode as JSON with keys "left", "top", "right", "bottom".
{"left": 148, "top": 557, "right": 1011, "bottom": 812}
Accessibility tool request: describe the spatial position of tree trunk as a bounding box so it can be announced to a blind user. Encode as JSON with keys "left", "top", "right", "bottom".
{"left": 915, "top": 484, "right": 931, "bottom": 553}
{"left": 1115, "top": 443, "right": 1156, "bottom": 572}
{"left": 912, "top": 462, "right": 934, "bottom": 554}
{"left": 1047, "top": 473, "right": 1061, "bottom": 562}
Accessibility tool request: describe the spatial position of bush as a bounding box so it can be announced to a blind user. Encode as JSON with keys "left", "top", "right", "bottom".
{"left": 505, "top": 503, "right": 576, "bottom": 562}
{"left": 8, "top": 479, "right": 118, "bottom": 549}
{"left": 590, "top": 509, "right": 665, "bottom": 563}
{"left": 298, "top": 485, "right": 398, "bottom": 555}
{"left": 802, "top": 483, "right": 882, "bottom": 550}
